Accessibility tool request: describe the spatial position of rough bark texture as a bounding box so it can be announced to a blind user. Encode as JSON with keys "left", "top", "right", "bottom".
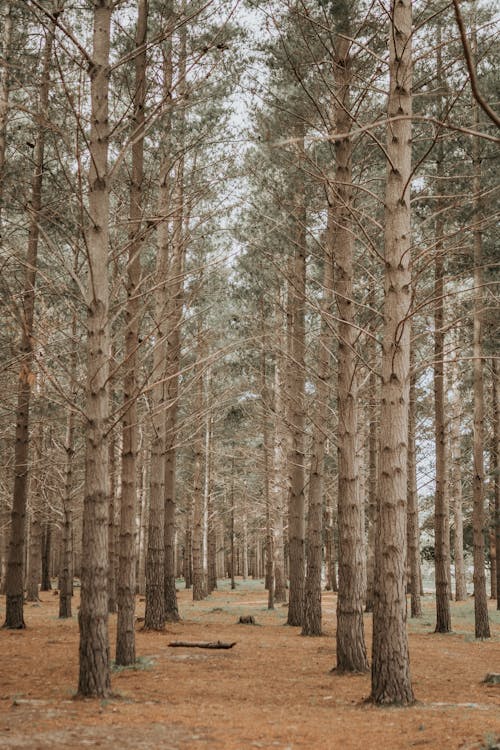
{"left": 286, "top": 133, "right": 306, "bottom": 627}
{"left": 365, "top": 290, "right": 378, "bottom": 613}
{"left": 59, "top": 302, "right": 76, "bottom": 620}
{"left": 433, "top": 98, "right": 451, "bottom": 629}
{"left": 192, "top": 328, "right": 206, "bottom": 601}
{"left": 370, "top": 0, "right": 414, "bottom": 706}
{"left": 0, "top": 1, "right": 12, "bottom": 229}
{"left": 302, "top": 210, "right": 333, "bottom": 636}
{"left": 407, "top": 362, "right": 422, "bottom": 618}
{"left": 77, "top": 0, "right": 112, "bottom": 698}
{"left": 162, "top": 15, "right": 181, "bottom": 621}
{"left": 3, "top": 16, "right": 54, "bottom": 629}
{"left": 471, "top": 84, "right": 490, "bottom": 639}
{"left": 333, "top": 38, "right": 368, "bottom": 671}
{"left": 107, "top": 436, "right": 117, "bottom": 613}
{"left": 116, "top": 0, "right": 148, "bottom": 666}
{"left": 448, "top": 347, "right": 467, "bottom": 601}
{"left": 272, "top": 318, "right": 287, "bottom": 603}
{"left": 492, "top": 358, "right": 500, "bottom": 609}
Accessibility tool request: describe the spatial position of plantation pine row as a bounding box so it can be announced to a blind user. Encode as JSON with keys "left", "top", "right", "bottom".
{"left": 0, "top": 0, "right": 498, "bottom": 708}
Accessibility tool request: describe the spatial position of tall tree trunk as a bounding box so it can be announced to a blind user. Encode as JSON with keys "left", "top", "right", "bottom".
{"left": 41, "top": 520, "right": 52, "bottom": 591}
{"left": 365, "top": 304, "right": 378, "bottom": 612}
{"left": 433, "top": 40, "right": 452, "bottom": 627}
{"left": 449, "top": 349, "right": 467, "bottom": 601}
{"left": 260, "top": 333, "right": 274, "bottom": 609}
{"left": 3, "top": 15, "right": 55, "bottom": 629}
{"left": 143, "top": 21, "right": 176, "bottom": 629}
{"left": 59, "top": 371, "right": 75, "bottom": 619}
{"left": 492, "top": 357, "right": 500, "bottom": 609}
{"left": 163, "top": 12, "right": 182, "bottom": 621}
{"left": 273, "top": 315, "right": 287, "bottom": 603}
{"left": 107, "top": 434, "right": 117, "bottom": 612}
{"left": 0, "top": 0, "right": 13, "bottom": 230}
{"left": 206, "top": 416, "right": 217, "bottom": 594}
{"left": 286, "top": 131, "right": 306, "bottom": 627}
{"left": 407, "top": 360, "right": 422, "bottom": 618}
{"left": 370, "top": 0, "right": 414, "bottom": 705}
{"left": 471, "top": 65, "right": 490, "bottom": 639}
{"left": 302, "top": 206, "right": 334, "bottom": 636}
{"left": 192, "top": 326, "right": 206, "bottom": 601}
{"left": 77, "top": 0, "right": 112, "bottom": 698}
{"left": 333, "top": 37, "right": 368, "bottom": 672}
{"left": 116, "top": 0, "right": 148, "bottom": 665}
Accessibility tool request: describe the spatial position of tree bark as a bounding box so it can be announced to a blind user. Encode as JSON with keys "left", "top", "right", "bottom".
{"left": 333, "top": 37, "right": 368, "bottom": 672}
{"left": 192, "top": 326, "right": 206, "bottom": 601}
{"left": 286, "top": 131, "right": 306, "bottom": 627}
{"left": 449, "top": 345, "right": 467, "bottom": 600}
{"left": 77, "top": 0, "right": 112, "bottom": 698}
{"left": 302, "top": 203, "right": 334, "bottom": 636}
{"left": 116, "top": 0, "right": 148, "bottom": 666}
{"left": 433, "top": 45, "right": 452, "bottom": 628}
{"left": 3, "top": 14, "right": 55, "bottom": 629}
{"left": 370, "top": 0, "right": 414, "bottom": 705}
{"left": 407, "top": 360, "right": 422, "bottom": 618}
{"left": 471, "top": 68, "right": 490, "bottom": 639}
{"left": 492, "top": 357, "right": 500, "bottom": 609}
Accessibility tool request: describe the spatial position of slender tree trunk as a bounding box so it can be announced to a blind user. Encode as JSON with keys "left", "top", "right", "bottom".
{"left": 365, "top": 312, "right": 378, "bottom": 612}
{"left": 489, "top": 364, "right": 497, "bottom": 600}
{"left": 3, "top": 16, "right": 55, "bottom": 629}
{"left": 333, "top": 37, "right": 368, "bottom": 672}
{"left": 286, "top": 131, "right": 306, "bottom": 627}
{"left": 273, "top": 316, "right": 287, "bottom": 603}
{"left": 260, "top": 332, "right": 274, "bottom": 608}
{"left": 77, "top": 0, "right": 112, "bottom": 698}
{"left": 163, "top": 14, "right": 182, "bottom": 620}
{"left": 492, "top": 358, "right": 500, "bottom": 609}
{"left": 206, "top": 416, "right": 217, "bottom": 594}
{"left": 192, "top": 327, "right": 206, "bottom": 601}
{"left": 407, "top": 361, "right": 422, "bottom": 618}
{"left": 107, "top": 435, "right": 117, "bottom": 612}
{"left": 0, "top": 1, "right": 13, "bottom": 230}
{"left": 449, "top": 346, "right": 467, "bottom": 600}
{"left": 116, "top": 0, "right": 148, "bottom": 665}
{"left": 471, "top": 73, "right": 490, "bottom": 639}
{"left": 371, "top": 0, "right": 414, "bottom": 705}
{"left": 40, "top": 520, "right": 52, "bottom": 591}
{"left": 59, "top": 386, "right": 74, "bottom": 619}
{"left": 433, "top": 61, "right": 452, "bottom": 628}
{"left": 302, "top": 210, "right": 334, "bottom": 636}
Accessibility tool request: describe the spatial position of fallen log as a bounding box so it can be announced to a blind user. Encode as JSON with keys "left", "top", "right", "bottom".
{"left": 168, "top": 640, "right": 237, "bottom": 650}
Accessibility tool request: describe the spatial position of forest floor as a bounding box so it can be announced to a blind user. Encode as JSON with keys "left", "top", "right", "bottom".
{"left": 0, "top": 580, "right": 499, "bottom": 750}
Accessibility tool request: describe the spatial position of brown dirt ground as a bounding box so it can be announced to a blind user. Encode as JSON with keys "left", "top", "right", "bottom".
{"left": 0, "top": 581, "right": 499, "bottom": 750}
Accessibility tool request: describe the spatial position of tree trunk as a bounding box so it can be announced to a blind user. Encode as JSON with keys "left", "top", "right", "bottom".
{"left": 192, "top": 327, "right": 206, "bottom": 601}
{"left": 365, "top": 309, "right": 378, "bottom": 612}
{"left": 433, "top": 57, "right": 452, "bottom": 628}
{"left": 273, "top": 311, "right": 288, "bottom": 603}
{"left": 492, "top": 358, "right": 500, "bottom": 609}
{"left": 77, "top": 0, "right": 113, "bottom": 698}
{"left": 471, "top": 71, "right": 490, "bottom": 639}
{"left": 40, "top": 520, "right": 51, "bottom": 592}
{"left": 116, "top": 0, "right": 148, "bottom": 665}
{"left": 162, "top": 13, "right": 182, "bottom": 621}
{"left": 333, "top": 37, "right": 368, "bottom": 672}
{"left": 107, "top": 435, "right": 117, "bottom": 613}
{"left": 2, "top": 15, "right": 55, "bottom": 630}
{"left": 0, "top": 0, "right": 13, "bottom": 230}
{"left": 407, "top": 362, "right": 422, "bottom": 618}
{"left": 489, "top": 362, "right": 497, "bottom": 600}
{"left": 302, "top": 204, "right": 334, "bottom": 636}
{"left": 370, "top": 0, "right": 414, "bottom": 706}
{"left": 449, "top": 345, "right": 467, "bottom": 601}
{"left": 286, "top": 131, "right": 306, "bottom": 627}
